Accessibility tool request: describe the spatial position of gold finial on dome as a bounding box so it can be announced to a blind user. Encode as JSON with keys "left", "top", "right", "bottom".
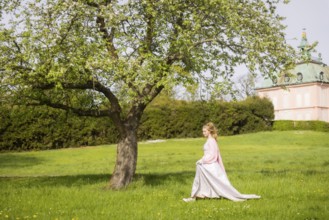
{"left": 298, "top": 29, "right": 318, "bottom": 62}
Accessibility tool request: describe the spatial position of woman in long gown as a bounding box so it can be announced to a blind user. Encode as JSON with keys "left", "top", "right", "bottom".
{"left": 183, "top": 122, "right": 261, "bottom": 202}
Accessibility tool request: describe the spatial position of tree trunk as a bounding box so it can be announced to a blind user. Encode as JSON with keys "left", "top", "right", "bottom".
{"left": 108, "top": 123, "right": 138, "bottom": 190}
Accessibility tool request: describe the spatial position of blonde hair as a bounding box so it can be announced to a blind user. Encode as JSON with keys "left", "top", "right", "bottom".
{"left": 203, "top": 122, "right": 218, "bottom": 140}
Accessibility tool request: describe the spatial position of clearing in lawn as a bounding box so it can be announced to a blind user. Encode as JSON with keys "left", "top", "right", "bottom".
{"left": 0, "top": 131, "right": 328, "bottom": 220}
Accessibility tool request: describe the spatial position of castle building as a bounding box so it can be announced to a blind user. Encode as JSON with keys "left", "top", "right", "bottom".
{"left": 256, "top": 32, "right": 329, "bottom": 122}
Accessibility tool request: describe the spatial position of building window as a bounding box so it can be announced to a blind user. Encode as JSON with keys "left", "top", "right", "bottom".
{"left": 297, "top": 72, "right": 303, "bottom": 82}
{"left": 304, "top": 93, "right": 310, "bottom": 106}
{"left": 283, "top": 94, "right": 289, "bottom": 108}
{"left": 319, "top": 72, "right": 324, "bottom": 81}
{"left": 296, "top": 94, "right": 302, "bottom": 107}
{"left": 284, "top": 74, "right": 290, "bottom": 83}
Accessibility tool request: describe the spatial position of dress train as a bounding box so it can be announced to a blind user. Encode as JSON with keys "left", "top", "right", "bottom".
{"left": 191, "top": 162, "right": 261, "bottom": 202}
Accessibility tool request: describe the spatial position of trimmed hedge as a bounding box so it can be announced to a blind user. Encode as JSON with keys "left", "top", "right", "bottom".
{"left": 273, "top": 120, "right": 329, "bottom": 132}
{"left": 0, "top": 105, "right": 118, "bottom": 151}
{"left": 0, "top": 96, "right": 274, "bottom": 151}
{"left": 138, "top": 96, "right": 274, "bottom": 140}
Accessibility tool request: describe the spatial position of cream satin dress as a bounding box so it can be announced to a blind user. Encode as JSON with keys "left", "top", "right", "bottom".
{"left": 190, "top": 138, "right": 261, "bottom": 202}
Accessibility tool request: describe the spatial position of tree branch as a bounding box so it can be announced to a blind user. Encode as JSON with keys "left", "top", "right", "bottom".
{"left": 145, "top": 4, "right": 154, "bottom": 52}
{"left": 34, "top": 79, "right": 122, "bottom": 114}
{"left": 13, "top": 40, "right": 21, "bottom": 53}
{"left": 147, "top": 85, "right": 164, "bottom": 103}
{"left": 31, "top": 79, "right": 125, "bottom": 132}
{"left": 59, "top": 14, "right": 79, "bottom": 45}
{"left": 96, "top": 16, "right": 118, "bottom": 59}
{"left": 187, "top": 38, "right": 243, "bottom": 54}
{"left": 73, "top": 0, "right": 99, "bottom": 8}
{"left": 74, "top": 0, "right": 117, "bottom": 59}
{"left": 28, "top": 100, "right": 110, "bottom": 117}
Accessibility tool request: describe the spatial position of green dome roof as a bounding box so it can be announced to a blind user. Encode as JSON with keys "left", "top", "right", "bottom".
{"left": 260, "top": 61, "right": 329, "bottom": 88}
{"left": 258, "top": 31, "right": 329, "bottom": 88}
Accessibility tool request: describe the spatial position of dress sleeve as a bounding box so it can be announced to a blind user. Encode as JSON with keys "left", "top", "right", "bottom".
{"left": 201, "top": 138, "right": 219, "bottom": 164}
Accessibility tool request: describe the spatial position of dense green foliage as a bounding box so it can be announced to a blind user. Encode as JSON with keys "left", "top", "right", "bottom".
{"left": 0, "top": 96, "right": 273, "bottom": 151}
{"left": 0, "top": 0, "right": 295, "bottom": 140}
{"left": 0, "top": 105, "right": 118, "bottom": 151}
{"left": 0, "top": 0, "right": 295, "bottom": 114}
{"left": 1, "top": 131, "right": 328, "bottom": 219}
{"left": 273, "top": 120, "right": 329, "bottom": 132}
{"left": 1, "top": 0, "right": 297, "bottom": 187}
{"left": 139, "top": 96, "right": 274, "bottom": 139}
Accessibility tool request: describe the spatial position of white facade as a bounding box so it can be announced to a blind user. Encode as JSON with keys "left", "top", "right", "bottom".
{"left": 256, "top": 32, "right": 329, "bottom": 122}
{"left": 257, "top": 82, "right": 329, "bottom": 122}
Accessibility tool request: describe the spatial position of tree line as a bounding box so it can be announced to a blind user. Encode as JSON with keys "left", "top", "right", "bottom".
{"left": 0, "top": 96, "right": 274, "bottom": 151}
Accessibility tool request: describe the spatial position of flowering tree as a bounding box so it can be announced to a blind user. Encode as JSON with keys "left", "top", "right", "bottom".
{"left": 0, "top": 0, "right": 295, "bottom": 189}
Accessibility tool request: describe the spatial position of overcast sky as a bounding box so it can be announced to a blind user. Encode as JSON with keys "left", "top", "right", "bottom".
{"left": 276, "top": 0, "right": 329, "bottom": 64}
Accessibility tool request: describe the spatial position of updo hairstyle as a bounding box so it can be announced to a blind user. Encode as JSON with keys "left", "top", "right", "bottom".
{"left": 203, "top": 122, "right": 218, "bottom": 140}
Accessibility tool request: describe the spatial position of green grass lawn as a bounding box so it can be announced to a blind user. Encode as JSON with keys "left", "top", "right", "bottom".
{"left": 0, "top": 131, "right": 328, "bottom": 220}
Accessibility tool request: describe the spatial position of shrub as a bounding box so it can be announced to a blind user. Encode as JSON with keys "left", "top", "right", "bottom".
{"left": 273, "top": 120, "right": 329, "bottom": 132}
{"left": 138, "top": 96, "right": 274, "bottom": 140}
{"left": 1, "top": 96, "right": 274, "bottom": 151}
{"left": 0, "top": 105, "right": 118, "bottom": 151}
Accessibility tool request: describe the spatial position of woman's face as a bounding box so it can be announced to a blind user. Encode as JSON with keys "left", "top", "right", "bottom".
{"left": 202, "top": 128, "right": 210, "bottom": 138}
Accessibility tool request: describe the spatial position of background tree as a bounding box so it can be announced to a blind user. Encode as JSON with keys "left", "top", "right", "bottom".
{"left": 233, "top": 72, "right": 259, "bottom": 100}
{"left": 0, "top": 0, "right": 295, "bottom": 189}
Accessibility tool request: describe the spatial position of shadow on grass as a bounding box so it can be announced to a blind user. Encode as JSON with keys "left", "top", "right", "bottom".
{"left": 1, "top": 172, "right": 195, "bottom": 188}
{"left": 135, "top": 171, "right": 194, "bottom": 186}
{"left": 0, "top": 154, "right": 45, "bottom": 168}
